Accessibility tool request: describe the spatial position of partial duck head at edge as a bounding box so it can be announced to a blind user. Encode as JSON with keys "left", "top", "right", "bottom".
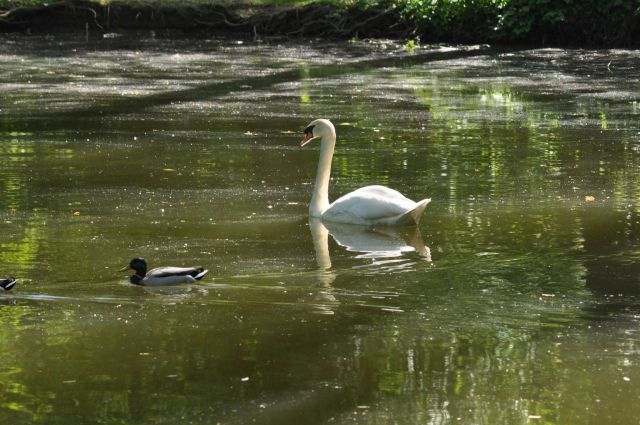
{"left": 0, "top": 278, "right": 17, "bottom": 291}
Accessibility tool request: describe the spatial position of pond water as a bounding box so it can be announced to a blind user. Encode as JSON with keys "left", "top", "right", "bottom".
{"left": 1, "top": 34, "right": 640, "bottom": 424}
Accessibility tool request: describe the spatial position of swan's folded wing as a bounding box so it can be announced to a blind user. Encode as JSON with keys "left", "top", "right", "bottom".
{"left": 347, "top": 185, "right": 414, "bottom": 202}
{"left": 324, "top": 185, "right": 417, "bottom": 223}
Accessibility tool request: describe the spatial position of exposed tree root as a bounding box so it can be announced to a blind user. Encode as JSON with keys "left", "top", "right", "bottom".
{"left": 0, "top": 0, "right": 414, "bottom": 39}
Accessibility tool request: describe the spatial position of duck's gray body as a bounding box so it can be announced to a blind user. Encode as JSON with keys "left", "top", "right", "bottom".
{"left": 136, "top": 266, "right": 208, "bottom": 286}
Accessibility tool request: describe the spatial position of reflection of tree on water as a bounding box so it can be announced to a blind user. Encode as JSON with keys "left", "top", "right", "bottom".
{"left": 0, "top": 138, "right": 49, "bottom": 277}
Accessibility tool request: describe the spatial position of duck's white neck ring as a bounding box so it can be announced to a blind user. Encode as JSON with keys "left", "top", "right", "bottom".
{"left": 130, "top": 274, "right": 145, "bottom": 285}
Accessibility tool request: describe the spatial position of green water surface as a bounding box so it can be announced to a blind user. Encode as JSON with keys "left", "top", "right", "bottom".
{"left": 1, "top": 36, "right": 640, "bottom": 424}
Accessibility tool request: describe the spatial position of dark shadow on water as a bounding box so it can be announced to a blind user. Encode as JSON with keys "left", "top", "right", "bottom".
{"left": 222, "top": 385, "right": 357, "bottom": 425}
{"left": 581, "top": 207, "right": 640, "bottom": 296}
{"left": 1, "top": 46, "right": 501, "bottom": 132}
{"left": 585, "top": 260, "right": 640, "bottom": 296}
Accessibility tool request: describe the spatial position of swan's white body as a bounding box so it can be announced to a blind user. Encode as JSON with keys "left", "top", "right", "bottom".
{"left": 301, "top": 119, "right": 430, "bottom": 226}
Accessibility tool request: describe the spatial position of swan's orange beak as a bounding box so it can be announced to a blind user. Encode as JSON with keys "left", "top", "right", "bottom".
{"left": 300, "top": 132, "right": 314, "bottom": 147}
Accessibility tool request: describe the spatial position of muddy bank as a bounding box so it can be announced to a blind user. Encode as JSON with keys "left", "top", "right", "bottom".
{"left": 0, "top": 1, "right": 412, "bottom": 39}
{"left": 1, "top": 0, "right": 639, "bottom": 46}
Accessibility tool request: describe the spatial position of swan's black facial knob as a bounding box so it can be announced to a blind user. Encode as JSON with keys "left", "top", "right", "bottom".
{"left": 300, "top": 124, "right": 316, "bottom": 147}
{"left": 303, "top": 125, "right": 315, "bottom": 136}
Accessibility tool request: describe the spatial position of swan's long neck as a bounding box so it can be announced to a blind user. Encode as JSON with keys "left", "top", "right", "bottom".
{"left": 310, "top": 129, "right": 336, "bottom": 217}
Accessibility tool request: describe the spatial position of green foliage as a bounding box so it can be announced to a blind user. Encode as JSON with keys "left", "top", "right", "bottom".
{"left": 397, "top": 0, "right": 506, "bottom": 42}
{"left": 498, "top": 0, "right": 640, "bottom": 44}
{"left": 497, "top": 0, "right": 571, "bottom": 40}
{"left": 395, "top": 0, "right": 640, "bottom": 45}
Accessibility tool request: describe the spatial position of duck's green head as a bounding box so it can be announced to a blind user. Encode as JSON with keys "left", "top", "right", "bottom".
{"left": 119, "top": 257, "right": 147, "bottom": 276}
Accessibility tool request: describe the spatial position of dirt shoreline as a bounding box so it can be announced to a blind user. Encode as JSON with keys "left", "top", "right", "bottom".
{"left": 2, "top": 1, "right": 638, "bottom": 46}
{"left": 0, "top": 1, "right": 413, "bottom": 40}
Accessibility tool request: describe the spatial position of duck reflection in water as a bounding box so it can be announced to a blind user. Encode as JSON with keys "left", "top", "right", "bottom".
{"left": 305, "top": 218, "right": 431, "bottom": 314}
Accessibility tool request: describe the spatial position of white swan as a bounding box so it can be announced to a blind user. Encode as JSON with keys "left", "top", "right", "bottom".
{"left": 300, "top": 119, "right": 430, "bottom": 226}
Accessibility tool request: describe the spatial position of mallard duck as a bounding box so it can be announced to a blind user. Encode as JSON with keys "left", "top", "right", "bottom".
{"left": 300, "top": 119, "right": 430, "bottom": 226}
{"left": 119, "top": 257, "right": 208, "bottom": 286}
{"left": 0, "top": 278, "right": 16, "bottom": 291}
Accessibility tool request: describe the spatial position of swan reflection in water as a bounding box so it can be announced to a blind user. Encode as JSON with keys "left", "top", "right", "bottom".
{"left": 305, "top": 218, "right": 432, "bottom": 314}
{"left": 309, "top": 218, "right": 431, "bottom": 268}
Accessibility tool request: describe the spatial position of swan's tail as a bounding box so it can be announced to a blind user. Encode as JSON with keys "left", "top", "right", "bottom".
{"left": 396, "top": 198, "right": 431, "bottom": 226}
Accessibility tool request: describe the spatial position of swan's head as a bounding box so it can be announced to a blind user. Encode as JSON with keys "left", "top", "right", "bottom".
{"left": 300, "top": 119, "right": 335, "bottom": 147}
